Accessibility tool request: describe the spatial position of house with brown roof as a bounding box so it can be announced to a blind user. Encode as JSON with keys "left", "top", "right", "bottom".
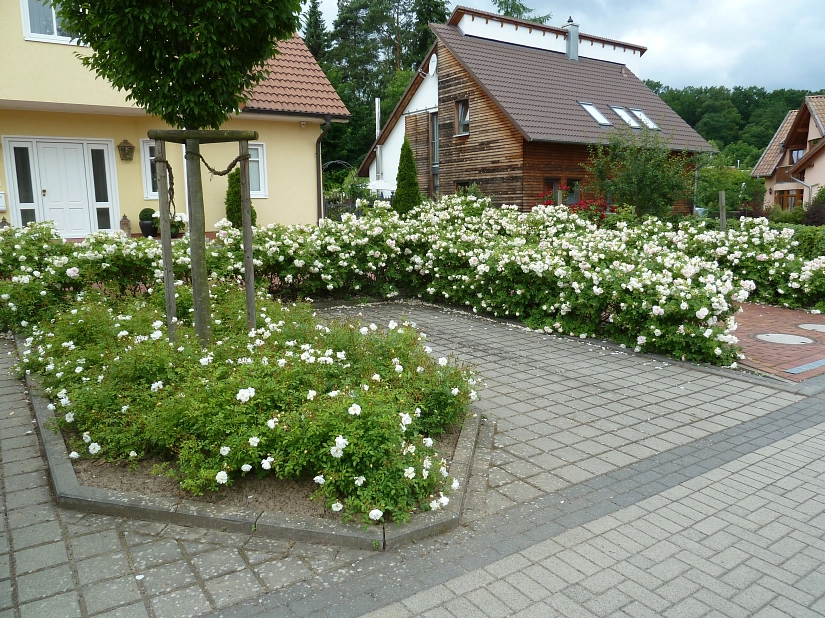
{"left": 751, "top": 96, "right": 825, "bottom": 209}
{"left": 0, "top": 2, "right": 348, "bottom": 238}
{"left": 357, "top": 6, "right": 712, "bottom": 211}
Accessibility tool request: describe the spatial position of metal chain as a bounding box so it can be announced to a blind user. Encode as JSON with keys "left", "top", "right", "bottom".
{"left": 197, "top": 152, "right": 250, "bottom": 177}
{"left": 152, "top": 157, "right": 177, "bottom": 220}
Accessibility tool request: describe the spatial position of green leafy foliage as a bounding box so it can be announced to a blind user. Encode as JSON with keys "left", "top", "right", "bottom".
{"left": 138, "top": 208, "right": 156, "bottom": 222}
{"left": 392, "top": 137, "right": 421, "bottom": 216}
{"left": 491, "top": 0, "right": 551, "bottom": 23}
{"left": 583, "top": 127, "right": 695, "bottom": 218}
{"left": 54, "top": 0, "right": 302, "bottom": 129}
{"left": 696, "top": 164, "right": 765, "bottom": 212}
{"left": 224, "top": 169, "right": 258, "bottom": 229}
{"left": 20, "top": 286, "right": 473, "bottom": 522}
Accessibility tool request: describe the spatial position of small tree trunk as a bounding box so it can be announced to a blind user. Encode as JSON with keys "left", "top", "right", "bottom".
{"left": 719, "top": 190, "right": 726, "bottom": 233}
{"left": 154, "top": 139, "right": 177, "bottom": 340}
{"left": 185, "top": 139, "right": 212, "bottom": 345}
{"left": 239, "top": 140, "right": 256, "bottom": 330}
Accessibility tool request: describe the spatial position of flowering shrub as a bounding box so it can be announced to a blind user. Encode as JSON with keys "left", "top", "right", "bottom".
{"left": 19, "top": 285, "right": 473, "bottom": 522}
{"left": 4, "top": 196, "right": 825, "bottom": 366}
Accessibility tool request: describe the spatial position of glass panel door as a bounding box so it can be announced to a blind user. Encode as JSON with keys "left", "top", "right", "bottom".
{"left": 11, "top": 144, "right": 39, "bottom": 226}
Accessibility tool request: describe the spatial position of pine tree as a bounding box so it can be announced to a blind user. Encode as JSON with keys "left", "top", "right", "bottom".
{"left": 303, "top": 0, "right": 328, "bottom": 62}
{"left": 492, "top": 0, "right": 551, "bottom": 24}
{"left": 393, "top": 137, "right": 421, "bottom": 216}
{"left": 411, "top": 0, "right": 449, "bottom": 62}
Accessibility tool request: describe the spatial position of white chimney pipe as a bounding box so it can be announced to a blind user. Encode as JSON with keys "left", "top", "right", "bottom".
{"left": 375, "top": 98, "right": 381, "bottom": 138}
{"left": 563, "top": 17, "right": 579, "bottom": 61}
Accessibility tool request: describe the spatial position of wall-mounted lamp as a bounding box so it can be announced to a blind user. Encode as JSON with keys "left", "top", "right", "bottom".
{"left": 769, "top": 188, "right": 773, "bottom": 195}
{"left": 300, "top": 121, "right": 307, "bottom": 129}
{"left": 117, "top": 140, "right": 135, "bottom": 161}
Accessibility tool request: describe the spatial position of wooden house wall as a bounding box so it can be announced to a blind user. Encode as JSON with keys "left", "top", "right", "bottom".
{"left": 405, "top": 111, "right": 431, "bottom": 197}
{"left": 436, "top": 45, "right": 524, "bottom": 208}
{"left": 522, "top": 142, "right": 595, "bottom": 209}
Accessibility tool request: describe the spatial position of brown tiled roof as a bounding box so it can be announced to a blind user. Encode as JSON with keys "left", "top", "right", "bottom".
{"left": 790, "top": 137, "right": 825, "bottom": 175}
{"left": 243, "top": 34, "right": 350, "bottom": 119}
{"left": 432, "top": 24, "right": 712, "bottom": 151}
{"left": 751, "top": 110, "right": 797, "bottom": 178}
{"left": 807, "top": 95, "right": 825, "bottom": 136}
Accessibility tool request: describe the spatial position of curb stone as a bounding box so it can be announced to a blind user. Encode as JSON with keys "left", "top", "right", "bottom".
{"left": 21, "top": 354, "right": 482, "bottom": 551}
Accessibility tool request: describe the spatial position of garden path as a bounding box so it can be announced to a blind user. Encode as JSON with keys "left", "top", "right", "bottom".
{"left": 2, "top": 302, "right": 825, "bottom": 617}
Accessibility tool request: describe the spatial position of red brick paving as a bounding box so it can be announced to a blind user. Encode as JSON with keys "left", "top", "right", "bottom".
{"left": 735, "top": 303, "right": 825, "bottom": 382}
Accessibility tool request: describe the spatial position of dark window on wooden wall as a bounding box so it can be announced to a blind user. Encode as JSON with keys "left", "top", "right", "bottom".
{"left": 455, "top": 100, "right": 469, "bottom": 136}
{"left": 430, "top": 112, "right": 440, "bottom": 198}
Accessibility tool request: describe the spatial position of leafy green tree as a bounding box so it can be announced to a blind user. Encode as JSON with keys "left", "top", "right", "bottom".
{"left": 412, "top": 0, "right": 450, "bottom": 61}
{"left": 696, "top": 164, "right": 764, "bottom": 212}
{"left": 54, "top": 0, "right": 302, "bottom": 130}
{"left": 492, "top": 0, "right": 551, "bottom": 24}
{"left": 225, "top": 169, "right": 258, "bottom": 229}
{"left": 583, "top": 127, "right": 694, "bottom": 218}
{"left": 303, "top": 0, "right": 328, "bottom": 62}
{"left": 393, "top": 137, "right": 421, "bottom": 215}
{"left": 381, "top": 70, "right": 415, "bottom": 127}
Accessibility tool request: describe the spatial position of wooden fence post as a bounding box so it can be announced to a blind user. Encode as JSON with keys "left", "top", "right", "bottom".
{"left": 239, "top": 140, "right": 256, "bottom": 330}
{"left": 154, "top": 140, "right": 177, "bottom": 340}
{"left": 719, "top": 190, "right": 726, "bottom": 232}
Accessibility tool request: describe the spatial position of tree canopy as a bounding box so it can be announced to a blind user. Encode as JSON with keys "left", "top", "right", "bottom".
{"left": 644, "top": 82, "right": 825, "bottom": 168}
{"left": 492, "top": 0, "right": 551, "bottom": 24}
{"left": 55, "top": 0, "right": 302, "bottom": 130}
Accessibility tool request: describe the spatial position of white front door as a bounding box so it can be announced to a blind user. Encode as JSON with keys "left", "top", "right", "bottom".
{"left": 2, "top": 137, "right": 119, "bottom": 238}
{"left": 37, "top": 141, "right": 92, "bottom": 237}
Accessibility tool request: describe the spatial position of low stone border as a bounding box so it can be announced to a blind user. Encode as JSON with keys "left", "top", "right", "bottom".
{"left": 23, "top": 369, "right": 482, "bottom": 551}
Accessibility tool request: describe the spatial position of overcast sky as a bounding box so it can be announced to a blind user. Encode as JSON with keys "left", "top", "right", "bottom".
{"left": 316, "top": 0, "right": 825, "bottom": 91}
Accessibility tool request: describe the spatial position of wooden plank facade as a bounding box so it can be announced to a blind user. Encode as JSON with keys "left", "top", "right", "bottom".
{"left": 405, "top": 112, "right": 431, "bottom": 197}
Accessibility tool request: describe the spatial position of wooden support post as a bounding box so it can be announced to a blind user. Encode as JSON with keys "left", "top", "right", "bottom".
{"left": 185, "top": 139, "right": 212, "bottom": 345}
{"left": 239, "top": 140, "right": 256, "bottom": 330}
{"left": 154, "top": 140, "right": 177, "bottom": 340}
{"left": 719, "top": 190, "right": 726, "bottom": 232}
{"left": 557, "top": 189, "right": 563, "bottom": 206}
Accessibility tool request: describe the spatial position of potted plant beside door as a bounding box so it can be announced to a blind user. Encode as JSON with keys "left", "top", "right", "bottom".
{"left": 138, "top": 208, "right": 158, "bottom": 237}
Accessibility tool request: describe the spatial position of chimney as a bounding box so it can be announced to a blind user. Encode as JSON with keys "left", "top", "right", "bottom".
{"left": 563, "top": 16, "right": 579, "bottom": 61}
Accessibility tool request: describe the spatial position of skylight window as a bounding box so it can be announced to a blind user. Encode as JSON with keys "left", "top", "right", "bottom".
{"left": 629, "top": 109, "right": 659, "bottom": 130}
{"left": 579, "top": 103, "right": 611, "bottom": 126}
{"left": 610, "top": 106, "right": 640, "bottom": 128}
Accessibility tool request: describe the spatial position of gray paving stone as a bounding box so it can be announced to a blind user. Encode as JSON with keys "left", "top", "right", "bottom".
{"left": 203, "top": 569, "right": 264, "bottom": 609}
{"left": 14, "top": 541, "right": 68, "bottom": 574}
{"left": 8, "top": 520, "right": 63, "bottom": 550}
{"left": 129, "top": 539, "right": 184, "bottom": 571}
{"left": 140, "top": 560, "right": 198, "bottom": 596}
{"left": 75, "top": 552, "right": 132, "bottom": 586}
{"left": 16, "top": 563, "right": 74, "bottom": 603}
{"left": 191, "top": 549, "right": 248, "bottom": 580}
{"left": 92, "top": 601, "right": 152, "bottom": 618}
{"left": 82, "top": 576, "right": 143, "bottom": 614}
{"left": 150, "top": 585, "right": 213, "bottom": 618}
{"left": 70, "top": 530, "right": 122, "bottom": 560}
{"left": 18, "top": 591, "right": 81, "bottom": 618}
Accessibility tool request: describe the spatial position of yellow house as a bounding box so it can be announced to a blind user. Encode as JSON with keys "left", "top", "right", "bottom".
{"left": 0, "top": 1, "right": 349, "bottom": 238}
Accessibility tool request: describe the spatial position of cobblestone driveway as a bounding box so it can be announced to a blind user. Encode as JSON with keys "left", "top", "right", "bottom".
{"left": 2, "top": 302, "right": 824, "bottom": 617}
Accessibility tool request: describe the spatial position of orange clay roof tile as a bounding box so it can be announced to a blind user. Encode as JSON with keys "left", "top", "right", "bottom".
{"left": 244, "top": 34, "right": 349, "bottom": 119}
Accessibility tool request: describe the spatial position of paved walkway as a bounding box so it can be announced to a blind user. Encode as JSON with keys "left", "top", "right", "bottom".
{"left": 735, "top": 303, "right": 825, "bottom": 382}
{"left": 2, "top": 303, "right": 825, "bottom": 617}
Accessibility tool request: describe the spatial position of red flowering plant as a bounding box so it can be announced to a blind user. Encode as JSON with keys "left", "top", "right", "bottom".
{"left": 537, "top": 187, "right": 610, "bottom": 225}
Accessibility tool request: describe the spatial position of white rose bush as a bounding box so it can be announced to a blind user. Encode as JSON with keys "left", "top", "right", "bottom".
{"left": 5, "top": 194, "right": 825, "bottom": 519}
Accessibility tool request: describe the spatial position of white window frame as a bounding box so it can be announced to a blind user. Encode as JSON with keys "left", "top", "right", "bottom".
{"left": 141, "top": 139, "right": 159, "bottom": 200}
{"left": 610, "top": 106, "right": 641, "bottom": 128}
{"left": 248, "top": 142, "right": 268, "bottom": 199}
{"left": 20, "top": 0, "right": 77, "bottom": 45}
{"left": 629, "top": 108, "right": 660, "bottom": 130}
{"left": 579, "top": 102, "right": 612, "bottom": 127}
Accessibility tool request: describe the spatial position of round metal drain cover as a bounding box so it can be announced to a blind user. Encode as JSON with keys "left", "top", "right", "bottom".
{"left": 755, "top": 333, "right": 814, "bottom": 345}
{"left": 798, "top": 324, "right": 825, "bottom": 333}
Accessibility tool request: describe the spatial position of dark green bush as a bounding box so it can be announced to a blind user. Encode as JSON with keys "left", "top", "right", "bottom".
{"left": 139, "top": 207, "right": 156, "bottom": 221}
{"left": 768, "top": 206, "right": 804, "bottom": 225}
{"left": 224, "top": 168, "right": 257, "bottom": 229}
{"left": 392, "top": 137, "right": 421, "bottom": 217}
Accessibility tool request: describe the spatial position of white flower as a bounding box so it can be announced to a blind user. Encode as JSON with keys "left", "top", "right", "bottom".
{"left": 348, "top": 403, "right": 362, "bottom": 416}
{"left": 241, "top": 463, "right": 252, "bottom": 472}
{"left": 249, "top": 436, "right": 260, "bottom": 447}
{"left": 429, "top": 500, "right": 440, "bottom": 511}
{"left": 452, "top": 478, "right": 460, "bottom": 490}
{"left": 314, "top": 475, "right": 325, "bottom": 485}
{"left": 261, "top": 458, "right": 273, "bottom": 470}
{"left": 152, "top": 320, "right": 164, "bottom": 329}
{"left": 66, "top": 267, "right": 80, "bottom": 279}
{"left": 335, "top": 435, "right": 349, "bottom": 448}
{"left": 438, "top": 357, "right": 448, "bottom": 366}
{"left": 236, "top": 387, "right": 256, "bottom": 403}
{"left": 82, "top": 432, "right": 91, "bottom": 443}
{"left": 469, "top": 390, "right": 478, "bottom": 401}
{"left": 388, "top": 320, "right": 398, "bottom": 330}
{"left": 220, "top": 446, "right": 230, "bottom": 456}
{"left": 439, "top": 495, "right": 449, "bottom": 507}
{"left": 371, "top": 374, "right": 381, "bottom": 382}
{"left": 423, "top": 437, "right": 433, "bottom": 448}
{"left": 451, "top": 387, "right": 459, "bottom": 396}
{"left": 395, "top": 365, "right": 403, "bottom": 373}
{"left": 417, "top": 366, "right": 424, "bottom": 373}
{"left": 336, "top": 351, "right": 346, "bottom": 359}
{"left": 151, "top": 381, "right": 164, "bottom": 392}
{"left": 330, "top": 446, "right": 344, "bottom": 458}
{"left": 331, "top": 501, "right": 344, "bottom": 512}
{"left": 424, "top": 346, "right": 433, "bottom": 353}
{"left": 440, "top": 466, "right": 448, "bottom": 477}
{"left": 65, "top": 412, "right": 74, "bottom": 423}
{"left": 200, "top": 356, "right": 212, "bottom": 366}
{"left": 129, "top": 451, "right": 138, "bottom": 458}
{"left": 696, "top": 307, "right": 709, "bottom": 320}
{"left": 637, "top": 336, "right": 646, "bottom": 345}
{"left": 354, "top": 475, "right": 365, "bottom": 486}
{"left": 267, "top": 417, "right": 279, "bottom": 429}
{"left": 404, "top": 466, "right": 415, "bottom": 479}
{"left": 368, "top": 509, "right": 383, "bottom": 521}
{"left": 369, "top": 323, "right": 377, "bottom": 331}
{"left": 307, "top": 390, "right": 317, "bottom": 400}
{"left": 215, "top": 470, "right": 228, "bottom": 484}
{"left": 69, "top": 451, "right": 79, "bottom": 460}
{"left": 88, "top": 442, "right": 101, "bottom": 455}
{"left": 359, "top": 327, "right": 369, "bottom": 335}
{"left": 121, "top": 405, "right": 129, "bottom": 412}
{"left": 652, "top": 305, "right": 664, "bottom": 316}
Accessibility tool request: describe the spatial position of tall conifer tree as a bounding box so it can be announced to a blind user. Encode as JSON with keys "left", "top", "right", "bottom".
{"left": 303, "top": 0, "right": 328, "bottom": 62}
{"left": 411, "top": 0, "right": 449, "bottom": 62}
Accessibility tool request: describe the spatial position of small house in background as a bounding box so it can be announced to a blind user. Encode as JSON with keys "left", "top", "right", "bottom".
{"left": 751, "top": 96, "right": 825, "bottom": 209}
{"left": 358, "top": 6, "right": 712, "bottom": 211}
{"left": 0, "top": 1, "right": 348, "bottom": 239}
